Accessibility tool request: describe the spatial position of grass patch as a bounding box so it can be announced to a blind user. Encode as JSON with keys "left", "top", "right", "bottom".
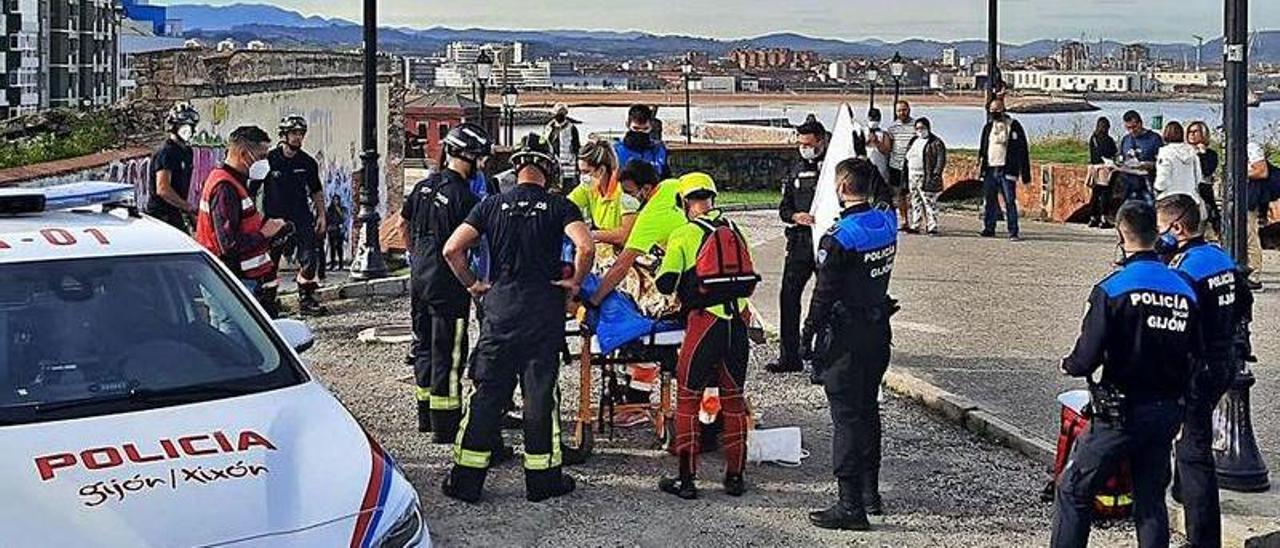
{"left": 719, "top": 190, "right": 778, "bottom": 207}
{"left": 1030, "top": 138, "right": 1089, "bottom": 165}
{"left": 0, "top": 111, "right": 117, "bottom": 169}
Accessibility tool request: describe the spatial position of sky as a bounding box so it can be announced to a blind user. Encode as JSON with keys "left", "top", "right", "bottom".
{"left": 164, "top": 0, "right": 1280, "bottom": 44}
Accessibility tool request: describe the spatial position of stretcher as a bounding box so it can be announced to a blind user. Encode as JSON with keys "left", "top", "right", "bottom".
{"left": 565, "top": 317, "right": 684, "bottom": 456}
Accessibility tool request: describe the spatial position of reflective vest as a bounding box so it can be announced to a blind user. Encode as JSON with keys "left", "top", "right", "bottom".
{"left": 195, "top": 167, "right": 274, "bottom": 281}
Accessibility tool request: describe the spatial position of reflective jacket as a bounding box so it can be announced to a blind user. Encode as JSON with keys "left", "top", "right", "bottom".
{"left": 1169, "top": 238, "right": 1253, "bottom": 395}
{"left": 806, "top": 203, "right": 898, "bottom": 332}
{"left": 195, "top": 166, "right": 274, "bottom": 281}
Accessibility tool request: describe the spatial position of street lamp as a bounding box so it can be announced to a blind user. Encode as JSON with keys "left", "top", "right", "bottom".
{"left": 865, "top": 67, "right": 879, "bottom": 111}
{"left": 987, "top": 0, "right": 999, "bottom": 106}
{"left": 501, "top": 84, "right": 518, "bottom": 147}
{"left": 349, "top": 0, "right": 387, "bottom": 280}
{"left": 681, "top": 59, "right": 693, "bottom": 144}
{"left": 1217, "top": 0, "right": 1270, "bottom": 493}
{"left": 475, "top": 50, "right": 493, "bottom": 133}
{"left": 889, "top": 52, "right": 906, "bottom": 107}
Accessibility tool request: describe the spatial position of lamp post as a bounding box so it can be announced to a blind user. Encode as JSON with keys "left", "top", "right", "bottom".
{"left": 987, "top": 0, "right": 999, "bottom": 106}
{"left": 866, "top": 67, "right": 879, "bottom": 112}
{"left": 889, "top": 52, "right": 906, "bottom": 107}
{"left": 1217, "top": 0, "right": 1270, "bottom": 493}
{"left": 349, "top": 0, "right": 386, "bottom": 280}
{"left": 681, "top": 59, "right": 693, "bottom": 144}
{"left": 474, "top": 50, "right": 493, "bottom": 133}
{"left": 501, "top": 84, "right": 518, "bottom": 147}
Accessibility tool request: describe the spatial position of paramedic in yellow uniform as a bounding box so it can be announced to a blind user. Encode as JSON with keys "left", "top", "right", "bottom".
{"left": 570, "top": 139, "right": 640, "bottom": 244}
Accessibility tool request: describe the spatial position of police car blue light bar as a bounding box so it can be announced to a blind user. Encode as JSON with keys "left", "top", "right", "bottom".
{"left": 0, "top": 181, "right": 134, "bottom": 214}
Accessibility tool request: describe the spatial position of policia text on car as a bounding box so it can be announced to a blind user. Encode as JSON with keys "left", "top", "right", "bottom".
{"left": 403, "top": 123, "right": 493, "bottom": 441}
{"left": 1051, "top": 201, "right": 1204, "bottom": 548}
{"left": 439, "top": 133, "right": 595, "bottom": 503}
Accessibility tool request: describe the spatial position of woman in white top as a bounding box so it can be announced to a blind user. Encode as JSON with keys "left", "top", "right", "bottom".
{"left": 1154, "top": 121, "right": 1204, "bottom": 203}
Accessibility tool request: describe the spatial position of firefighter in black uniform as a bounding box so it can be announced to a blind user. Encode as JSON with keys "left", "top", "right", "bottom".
{"left": 1157, "top": 194, "right": 1253, "bottom": 548}
{"left": 1052, "top": 201, "right": 1203, "bottom": 548}
{"left": 402, "top": 123, "right": 491, "bottom": 440}
{"left": 147, "top": 102, "right": 200, "bottom": 232}
{"left": 261, "top": 115, "right": 328, "bottom": 316}
{"left": 767, "top": 119, "right": 829, "bottom": 378}
{"left": 805, "top": 158, "right": 899, "bottom": 531}
{"left": 440, "top": 133, "right": 594, "bottom": 503}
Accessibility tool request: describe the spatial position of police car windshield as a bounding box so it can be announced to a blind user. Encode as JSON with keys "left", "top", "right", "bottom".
{"left": 0, "top": 254, "right": 305, "bottom": 425}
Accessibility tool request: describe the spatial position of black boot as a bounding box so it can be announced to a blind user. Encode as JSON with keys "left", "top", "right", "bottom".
{"left": 298, "top": 292, "right": 327, "bottom": 316}
{"left": 862, "top": 471, "right": 884, "bottom": 516}
{"left": 561, "top": 442, "right": 589, "bottom": 466}
{"left": 526, "top": 468, "right": 576, "bottom": 502}
{"left": 724, "top": 474, "right": 746, "bottom": 497}
{"left": 417, "top": 400, "right": 432, "bottom": 433}
{"left": 430, "top": 410, "right": 461, "bottom": 444}
{"left": 765, "top": 358, "right": 804, "bottom": 373}
{"left": 442, "top": 466, "right": 485, "bottom": 503}
{"left": 658, "top": 476, "right": 698, "bottom": 499}
{"left": 809, "top": 479, "right": 870, "bottom": 531}
{"left": 490, "top": 444, "right": 515, "bottom": 466}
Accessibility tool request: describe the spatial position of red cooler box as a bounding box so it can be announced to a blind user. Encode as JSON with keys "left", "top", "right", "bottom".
{"left": 1053, "top": 389, "right": 1134, "bottom": 520}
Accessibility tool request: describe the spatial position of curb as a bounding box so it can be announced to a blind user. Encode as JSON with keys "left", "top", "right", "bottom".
{"left": 882, "top": 367, "right": 1278, "bottom": 548}
{"left": 279, "top": 274, "right": 410, "bottom": 310}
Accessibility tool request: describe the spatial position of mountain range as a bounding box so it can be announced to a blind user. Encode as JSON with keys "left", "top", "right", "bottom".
{"left": 166, "top": 3, "right": 1280, "bottom": 63}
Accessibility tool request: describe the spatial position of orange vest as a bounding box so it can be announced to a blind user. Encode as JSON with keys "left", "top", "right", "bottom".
{"left": 195, "top": 167, "right": 274, "bottom": 281}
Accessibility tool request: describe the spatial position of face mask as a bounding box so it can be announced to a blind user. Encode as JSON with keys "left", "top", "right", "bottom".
{"left": 249, "top": 158, "right": 271, "bottom": 181}
{"left": 868, "top": 121, "right": 880, "bottom": 130}
{"left": 1155, "top": 230, "right": 1178, "bottom": 256}
{"left": 623, "top": 130, "right": 651, "bottom": 150}
{"left": 176, "top": 125, "right": 194, "bottom": 142}
{"left": 554, "top": 113, "right": 567, "bottom": 123}
{"left": 799, "top": 146, "right": 819, "bottom": 161}
{"left": 916, "top": 129, "right": 929, "bottom": 139}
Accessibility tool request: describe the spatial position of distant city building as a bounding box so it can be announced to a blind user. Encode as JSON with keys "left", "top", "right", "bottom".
{"left": 432, "top": 64, "right": 474, "bottom": 89}
{"left": 120, "top": 0, "right": 180, "bottom": 36}
{"left": 118, "top": 18, "right": 185, "bottom": 101}
{"left": 1055, "top": 41, "right": 1090, "bottom": 71}
{"left": 941, "top": 47, "right": 958, "bottom": 68}
{"left": 2, "top": 0, "right": 122, "bottom": 117}
{"left": 492, "top": 61, "right": 553, "bottom": 89}
{"left": 551, "top": 74, "right": 631, "bottom": 91}
{"left": 1006, "top": 69, "right": 1151, "bottom": 93}
{"left": 827, "top": 61, "right": 849, "bottom": 82}
{"left": 1119, "top": 44, "right": 1151, "bottom": 71}
{"left": 246, "top": 40, "right": 269, "bottom": 51}
{"left": 403, "top": 57, "right": 439, "bottom": 89}
{"left": 696, "top": 75, "right": 738, "bottom": 93}
{"left": 446, "top": 41, "right": 525, "bottom": 65}
{"left": 730, "top": 48, "right": 817, "bottom": 71}
{"left": 217, "top": 39, "right": 237, "bottom": 52}
{"left": 1152, "top": 70, "right": 1215, "bottom": 90}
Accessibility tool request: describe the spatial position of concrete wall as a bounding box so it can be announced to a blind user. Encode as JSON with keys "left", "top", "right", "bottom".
{"left": 667, "top": 143, "right": 796, "bottom": 191}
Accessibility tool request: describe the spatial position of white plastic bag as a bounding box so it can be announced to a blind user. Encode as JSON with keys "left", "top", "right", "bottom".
{"left": 747, "top": 426, "right": 806, "bottom": 466}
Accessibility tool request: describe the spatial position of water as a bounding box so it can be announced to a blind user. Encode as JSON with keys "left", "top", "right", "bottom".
{"left": 560, "top": 100, "right": 1280, "bottom": 149}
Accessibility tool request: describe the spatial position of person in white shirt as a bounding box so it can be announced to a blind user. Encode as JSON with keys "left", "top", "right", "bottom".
{"left": 860, "top": 108, "right": 891, "bottom": 183}
{"left": 1154, "top": 121, "right": 1204, "bottom": 203}
{"left": 904, "top": 117, "right": 947, "bottom": 234}
{"left": 1247, "top": 141, "right": 1271, "bottom": 290}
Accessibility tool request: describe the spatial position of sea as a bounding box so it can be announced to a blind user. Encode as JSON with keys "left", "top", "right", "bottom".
{"left": 548, "top": 100, "right": 1280, "bottom": 150}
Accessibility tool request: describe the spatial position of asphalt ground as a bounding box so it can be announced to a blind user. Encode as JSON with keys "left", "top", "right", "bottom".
{"left": 304, "top": 295, "right": 1139, "bottom": 547}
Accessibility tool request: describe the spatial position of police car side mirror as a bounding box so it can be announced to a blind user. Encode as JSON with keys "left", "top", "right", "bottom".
{"left": 273, "top": 318, "right": 315, "bottom": 354}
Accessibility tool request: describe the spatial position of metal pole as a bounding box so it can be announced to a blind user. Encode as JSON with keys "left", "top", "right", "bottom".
{"left": 869, "top": 83, "right": 876, "bottom": 112}
{"left": 684, "top": 73, "right": 692, "bottom": 144}
{"left": 478, "top": 82, "right": 487, "bottom": 135}
{"left": 892, "top": 79, "right": 901, "bottom": 108}
{"left": 987, "top": 0, "right": 998, "bottom": 106}
{"left": 1217, "top": 0, "right": 1269, "bottom": 493}
{"left": 349, "top": 0, "right": 387, "bottom": 280}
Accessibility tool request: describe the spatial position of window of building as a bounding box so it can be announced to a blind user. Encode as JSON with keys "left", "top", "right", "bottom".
{"left": 438, "top": 122, "right": 450, "bottom": 141}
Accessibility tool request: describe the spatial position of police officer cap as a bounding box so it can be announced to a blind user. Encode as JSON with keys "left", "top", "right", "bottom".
{"left": 511, "top": 132, "right": 561, "bottom": 182}
{"left": 443, "top": 123, "right": 493, "bottom": 159}
{"left": 677, "top": 172, "right": 718, "bottom": 201}
{"left": 165, "top": 101, "right": 200, "bottom": 128}
{"left": 278, "top": 115, "right": 308, "bottom": 135}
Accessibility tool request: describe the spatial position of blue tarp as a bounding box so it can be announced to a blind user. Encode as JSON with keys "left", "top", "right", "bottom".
{"left": 578, "top": 272, "right": 682, "bottom": 355}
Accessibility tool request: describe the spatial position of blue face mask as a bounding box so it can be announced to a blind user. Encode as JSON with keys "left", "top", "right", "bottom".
{"left": 1154, "top": 230, "right": 1178, "bottom": 255}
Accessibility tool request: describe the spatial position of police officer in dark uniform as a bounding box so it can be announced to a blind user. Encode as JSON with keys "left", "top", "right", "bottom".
{"left": 805, "top": 158, "right": 898, "bottom": 531}
{"left": 147, "top": 102, "right": 200, "bottom": 232}
{"left": 1052, "top": 201, "right": 1203, "bottom": 548}
{"left": 767, "top": 119, "right": 829, "bottom": 377}
{"left": 1157, "top": 194, "right": 1253, "bottom": 548}
{"left": 440, "top": 133, "right": 594, "bottom": 503}
{"left": 401, "top": 123, "right": 491, "bottom": 440}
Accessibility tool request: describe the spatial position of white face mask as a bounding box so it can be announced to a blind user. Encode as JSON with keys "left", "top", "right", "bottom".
{"left": 916, "top": 129, "right": 930, "bottom": 139}
{"left": 581, "top": 173, "right": 595, "bottom": 186}
{"left": 868, "top": 121, "right": 880, "bottom": 130}
{"left": 249, "top": 158, "right": 271, "bottom": 180}
{"left": 176, "top": 125, "right": 194, "bottom": 142}
{"left": 799, "top": 146, "right": 819, "bottom": 161}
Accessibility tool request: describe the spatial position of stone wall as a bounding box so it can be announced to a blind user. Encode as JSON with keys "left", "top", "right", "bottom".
{"left": 939, "top": 152, "right": 1092, "bottom": 223}
{"left": 667, "top": 143, "right": 796, "bottom": 191}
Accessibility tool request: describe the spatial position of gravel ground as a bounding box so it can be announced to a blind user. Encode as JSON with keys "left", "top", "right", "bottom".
{"left": 301, "top": 295, "right": 1144, "bottom": 547}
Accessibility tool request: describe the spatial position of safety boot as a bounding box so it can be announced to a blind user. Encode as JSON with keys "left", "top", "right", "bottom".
{"left": 658, "top": 476, "right": 698, "bottom": 499}
{"left": 298, "top": 293, "right": 328, "bottom": 316}
{"left": 416, "top": 401, "right": 432, "bottom": 433}
{"left": 764, "top": 359, "right": 803, "bottom": 373}
{"left": 723, "top": 474, "right": 746, "bottom": 497}
{"left": 560, "top": 443, "right": 588, "bottom": 466}
{"left": 430, "top": 410, "right": 461, "bottom": 444}
{"left": 809, "top": 479, "right": 871, "bottom": 531}
{"left": 526, "top": 468, "right": 576, "bottom": 502}
{"left": 441, "top": 467, "right": 485, "bottom": 503}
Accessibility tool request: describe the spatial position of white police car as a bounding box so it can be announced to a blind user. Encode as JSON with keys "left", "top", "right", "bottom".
{"left": 0, "top": 183, "right": 426, "bottom": 547}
